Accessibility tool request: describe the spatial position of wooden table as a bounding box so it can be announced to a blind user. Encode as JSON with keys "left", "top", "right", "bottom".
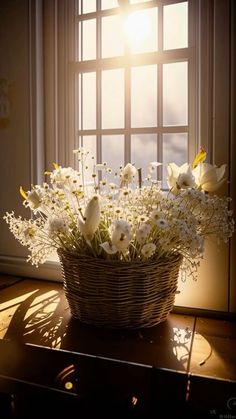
{"left": 0, "top": 276, "right": 235, "bottom": 418}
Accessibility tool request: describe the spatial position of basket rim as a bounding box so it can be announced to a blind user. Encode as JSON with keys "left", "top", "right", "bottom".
{"left": 57, "top": 248, "right": 183, "bottom": 268}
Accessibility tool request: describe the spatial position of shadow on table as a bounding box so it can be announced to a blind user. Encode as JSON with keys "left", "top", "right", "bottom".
{"left": 2, "top": 284, "right": 69, "bottom": 348}
{"left": 2, "top": 283, "right": 192, "bottom": 373}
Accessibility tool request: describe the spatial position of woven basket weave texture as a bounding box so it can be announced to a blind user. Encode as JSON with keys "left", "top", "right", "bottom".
{"left": 58, "top": 249, "right": 182, "bottom": 329}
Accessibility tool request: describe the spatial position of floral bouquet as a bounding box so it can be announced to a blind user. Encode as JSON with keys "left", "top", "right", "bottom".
{"left": 4, "top": 148, "right": 234, "bottom": 328}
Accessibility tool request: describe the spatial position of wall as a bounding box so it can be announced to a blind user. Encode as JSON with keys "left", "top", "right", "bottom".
{"left": 0, "top": 0, "right": 31, "bottom": 259}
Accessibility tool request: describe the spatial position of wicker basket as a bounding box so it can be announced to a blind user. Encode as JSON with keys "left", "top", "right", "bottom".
{"left": 58, "top": 249, "right": 182, "bottom": 329}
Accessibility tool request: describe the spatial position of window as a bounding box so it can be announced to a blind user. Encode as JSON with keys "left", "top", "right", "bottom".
{"left": 42, "top": 0, "right": 235, "bottom": 313}
{"left": 71, "top": 0, "right": 195, "bottom": 188}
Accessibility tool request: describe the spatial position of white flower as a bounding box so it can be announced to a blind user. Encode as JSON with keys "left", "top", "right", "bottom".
{"left": 137, "top": 214, "right": 149, "bottom": 223}
{"left": 156, "top": 218, "right": 169, "bottom": 229}
{"left": 192, "top": 162, "right": 227, "bottom": 192}
{"left": 167, "top": 163, "right": 196, "bottom": 191}
{"left": 141, "top": 243, "right": 156, "bottom": 258}
{"left": 113, "top": 206, "right": 124, "bottom": 217}
{"left": 109, "top": 182, "right": 118, "bottom": 190}
{"left": 120, "top": 163, "right": 137, "bottom": 185}
{"left": 150, "top": 210, "right": 162, "bottom": 222}
{"left": 27, "top": 189, "right": 42, "bottom": 210}
{"left": 50, "top": 167, "right": 80, "bottom": 189}
{"left": 48, "top": 217, "right": 68, "bottom": 236}
{"left": 120, "top": 187, "right": 132, "bottom": 198}
{"left": 23, "top": 226, "right": 36, "bottom": 241}
{"left": 136, "top": 223, "right": 151, "bottom": 243}
{"left": 78, "top": 195, "right": 100, "bottom": 238}
{"left": 110, "top": 219, "right": 131, "bottom": 252}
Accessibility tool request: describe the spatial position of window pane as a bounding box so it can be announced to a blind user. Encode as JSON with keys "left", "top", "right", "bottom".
{"left": 164, "top": 2, "right": 188, "bottom": 50}
{"left": 79, "top": 19, "right": 96, "bottom": 61}
{"left": 131, "top": 134, "right": 157, "bottom": 179}
{"left": 130, "top": 0, "right": 152, "bottom": 3}
{"left": 81, "top": 135, "right": 97, "bottom": 183}
{"left": 102, "top": 0, "right": 118, "bottom": 10}
{"left": 163, "top": 62, "right": 188, "bottom": 126}
{"left": 102, "top": 15, "right": 124, "bottom": 58}
{"left": 78, "top": 0, "right": 96, "bottom": 14}
{"left": 102, "top": 69, "right": 124, "bottom": 129}
{"left": 131, "top": 65, "right": 157, "bottom": 127}
{"left": 124, "top": 8, "right": 158, "bottom": 54}
{"left": 102, "top": 136, "right": 124, "bottom": 172}
{"left": 162, "top": 133, "right": 188, "bottom": 188}
{"left": 79, "top": 73, "right": 96, "bottom": 130}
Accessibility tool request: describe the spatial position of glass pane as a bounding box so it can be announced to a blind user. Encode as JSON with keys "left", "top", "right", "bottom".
{"left": 124, "top": 8, "right": 158, "bottom": 54}
{"left": 162, "top": 133, "right": 188, "bottom": 188}
{"left": 79, "top": 0, "right": 96, "bottom": 14}
{"left": 79, "top": 73, "right": 96, "bottom": 130}
{"left": 81, "top": 135, "right": 97, "bottom": 184}
{"left": 102, "top": 69, "right": 124, "bottom": 129}
{"left": 102, "top": 136, "right": 124, "bottom": 173}
{"left": 102, "top": 15, "right": 124, "bottom": 58}
{"left": 131, "top": 65, "right": 157, "bottom": 127}
{"left": 131, "top": 134, "right": 157, "bottom": 180}
{"left": 130, "top": 0, "right": 152, "bottom": 3}
{"left": 81, "top": 19, "right": 96, "bottom": 61}
{"left": 164, "top": 2, "right": 188, "bottom": 50}
{"left": 163, "top": 62, "right": 188, "bottom": 126}
{"left": 102, "top": 0, "right": 118, "bottom": 10}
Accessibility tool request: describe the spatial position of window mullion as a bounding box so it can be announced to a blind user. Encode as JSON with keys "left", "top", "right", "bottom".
{"left": 188, "top": 0, "right": 198, "bottom": 163}
{"left": 125, "top": 66, "right": 131, "bottom": 165}
{"left": 97, "top": 0, "right": 102, "bottom": 164}
{"left": 158, "top": 3, "right": 163, "bottom": 180}
{"left": 79, "top": 0, "right": 83, "bottom": 148}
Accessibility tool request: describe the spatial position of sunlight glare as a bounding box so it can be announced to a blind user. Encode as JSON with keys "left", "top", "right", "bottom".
{"left": 124, "top": 11, "right": 150, "bottom": 47}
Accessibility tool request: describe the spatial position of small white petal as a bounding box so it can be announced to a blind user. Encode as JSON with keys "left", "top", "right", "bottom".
{"left": 100, "top": 242, "right": 118, "bottom": 254}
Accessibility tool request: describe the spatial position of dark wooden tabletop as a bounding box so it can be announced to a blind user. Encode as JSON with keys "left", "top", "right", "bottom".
{"left": 0, "top": 275, "right": 236, "bottom": 418}
{"left": 0, "top": 276, "right": 235, "bottom": 382}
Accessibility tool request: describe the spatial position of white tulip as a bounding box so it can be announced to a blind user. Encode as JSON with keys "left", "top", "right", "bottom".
{"left": 193, "top": 162, "right": 227, "bottom": 192}
{"left": 27, "top": 190, "right": 42, "bottom": 210}
{"left": 167, "top": 163, "right": 196, "bottom": 192}
{"left": 78, "top": 195, "right": 100, "bottom": 238}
